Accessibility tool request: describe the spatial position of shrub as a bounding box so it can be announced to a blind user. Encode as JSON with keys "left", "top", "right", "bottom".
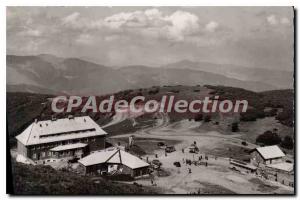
{"left": 264, "top": 108, "right": 278, "bottom": 117}
{"left": 203, "top": 115, "right": 211, "bottom": 122}
{"left": 148, "top": 88, "right": 159, "bottom": 95}
{"left": 11, "top": 162, "right": 155, "bottom": 195}
{"left": 194, "top": 113, "right": 203, "bottom": 121}
{"left": 231, "top": 122, "right": 239, "bottom": 132}
{"left": 169, "top": 90, "right": 179, "bottom": 93}
{"left": 256, "top": 130, "right": 281, "bottom": 146}
{"left": 281, "top": 136, "right": 294, "bottom": 150}
{"left": 241, "top": 141, "right": 248, "bottom": 146}
{"left": 240, "top": 108, "right": 265, "bottom": 121}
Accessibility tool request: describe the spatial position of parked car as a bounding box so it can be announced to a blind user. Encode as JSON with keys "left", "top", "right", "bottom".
{"left": 151, "top": 159, "right": 162, "bottom": 169}
{"left": 157, "top": 142, "right": 165, "bottom": 147}
{"left": 157, "top": 142, "right": 166, "bottom": 149}
{"left": 173, "top": 161, "right": 181, "bottom": 167}
{"left": 165, "top": 146, "right": 176, "bottom": 153}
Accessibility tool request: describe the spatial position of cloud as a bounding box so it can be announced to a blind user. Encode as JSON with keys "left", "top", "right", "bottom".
{"left": 103, "top": 9, "right": 200, "bottom": 41}
{"left": 104, "top": 9, "right": 165, "bottom": 29}
{"left": 280, "top": 17, "right": 290, "bottom": 25}
{"left": 267, "top": 14, "right": 291, "bottom": 26}
{"left": 19, "top": 39, "right": 45, "bottom": 53}
{"left": 6, "top": 7, "right": 294, "bottom": 70}
{"left": 60, "top": 8, "right": 219, "bottom": 42}
{"left": 62, "top": 12, "right": 80, "bottom": 24}
{"left": 60, "top": 9, "right": 200, "bottom": 41}
{"left": 205, "top": 21, "right": 219, "bottom": 32}
{"left": 76, "top": 33, "right": 94, "bottom": 45}
{"left": 267, "top": 15, "right": 278, "bottom": 25}
{"left": 18, "top": 28, "right": 41, "bottom": 37}
{"left": 104, "top": 35, "right": 121, "bottom": 42}
{"left": 164, "top": 11, "right": 200, "bottom": 41}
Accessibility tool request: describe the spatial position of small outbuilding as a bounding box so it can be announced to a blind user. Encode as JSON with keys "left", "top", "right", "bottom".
{"left": 265, "top": 162, "right": 294, "bottom": 187}
{"left": 250, "top": 145, "right": 285, "bottom": 166}
{"left": 78, "top": 148, "right": 150, "bottom": 177}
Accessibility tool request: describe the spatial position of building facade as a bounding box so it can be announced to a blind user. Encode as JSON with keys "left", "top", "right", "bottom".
{"left": 15, "top": 115, "right": 107, "bottom": 164}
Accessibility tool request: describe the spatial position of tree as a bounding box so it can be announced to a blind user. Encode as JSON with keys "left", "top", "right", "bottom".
{"left": 194, "top": 113, "right": 203, "bottom": 121}
{"left": 204, "top": 115, "right": 211, "bottom": 122}
{"left": 240, "top": 108, "right": 265, "bottom": 121}
{"left": 281, "top": 136, "right": 294, "bottom": 149}
{"left": 256, "top": 130, "right": 281, "bottom": 146}
{"left": 264, "top": 108, "right": 278, "bottom": 117}
{"left": 231, "top": 122, "right": 239, "bottom": 132}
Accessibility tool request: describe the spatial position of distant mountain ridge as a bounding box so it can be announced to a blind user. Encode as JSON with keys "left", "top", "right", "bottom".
{"left": 163, "top": 60, "right": 293, "bottom": 89}
{"left": 6, "top": 54, "right": 292, "bottom": 95}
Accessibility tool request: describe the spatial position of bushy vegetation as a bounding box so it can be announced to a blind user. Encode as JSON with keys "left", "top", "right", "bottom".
{"left": 7, "top": 92, "right": 53, "bottom": 146}
{"left": 240, "top": 108, "right": 265, "bottom": 121}
{"left": 205, "top": 85, "right": 293, "bottom": 127}
{"left": 203, "top": 115, "right": 211, "bottom": 122}
{"left": 7, "top": 85, "right": 294, "bottom": 150}
{"left": 264, "top": 108, "right": 278, "bottom": 117}
{"left": 231, "top": 122, "right": 239, "bottom": 132}
{"left": 10, "top": 161, "right": 156, "bottom": 195}
{"left": 148, "top": 88, "right": 159, "bottom": 95}
{"left": 281, "top": 136, "right": 294, "bottom": 150}
{"left": 256, "top": 131, "right": 282, "bottom": 146}
{"left": 194, "top": 113, "right": 203, "bottom": 121}
{"left": 169, "top": 89, "right": 180, "bottom": 93}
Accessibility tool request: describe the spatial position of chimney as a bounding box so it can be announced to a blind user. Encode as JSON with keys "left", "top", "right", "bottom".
{"left": 34, "top": 119, "right": 38, "bottom": 123}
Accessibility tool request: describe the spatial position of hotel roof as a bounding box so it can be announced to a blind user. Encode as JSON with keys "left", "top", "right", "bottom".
{"left": 16, "top": 116, "right": 107, "bottom": 146}
{"left": 78, "top": 148, "right": 150, "bottom": 169}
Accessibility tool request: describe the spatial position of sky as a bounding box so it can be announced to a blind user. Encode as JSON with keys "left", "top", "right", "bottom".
{"left": 7, "top": 7, "right": 294, "bottom": 70}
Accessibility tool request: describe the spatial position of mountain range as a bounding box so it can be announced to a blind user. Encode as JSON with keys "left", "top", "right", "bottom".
{"left": 6, "top": 54, "right": 293, "bottom": 95}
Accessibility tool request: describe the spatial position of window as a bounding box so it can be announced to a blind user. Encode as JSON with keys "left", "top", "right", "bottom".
{"left": 41, "top": 152, "right": 46, "bottom": 158}
{"left": 92, "top": 138, "right": 96, "bottom": 142}
{"left": 48, "top": 151, "right": 52, "bottom": 156}
{"left": 32, "top": 153, "right": 37, "bottom": 159}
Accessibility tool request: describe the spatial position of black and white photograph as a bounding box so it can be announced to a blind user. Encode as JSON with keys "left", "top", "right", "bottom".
{"left": 6, "top": 6, "right": 295, "bottom": 195}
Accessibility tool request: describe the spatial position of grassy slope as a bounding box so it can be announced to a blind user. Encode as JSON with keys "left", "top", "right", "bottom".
{"left": 7, "top": 85, "right": 294, "bottom": 146}
{"left": 205, "top": 85, "right": 294, "bottom": 127}
{"left": 10, "top": 161, "right": 157, "bottom": 195}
